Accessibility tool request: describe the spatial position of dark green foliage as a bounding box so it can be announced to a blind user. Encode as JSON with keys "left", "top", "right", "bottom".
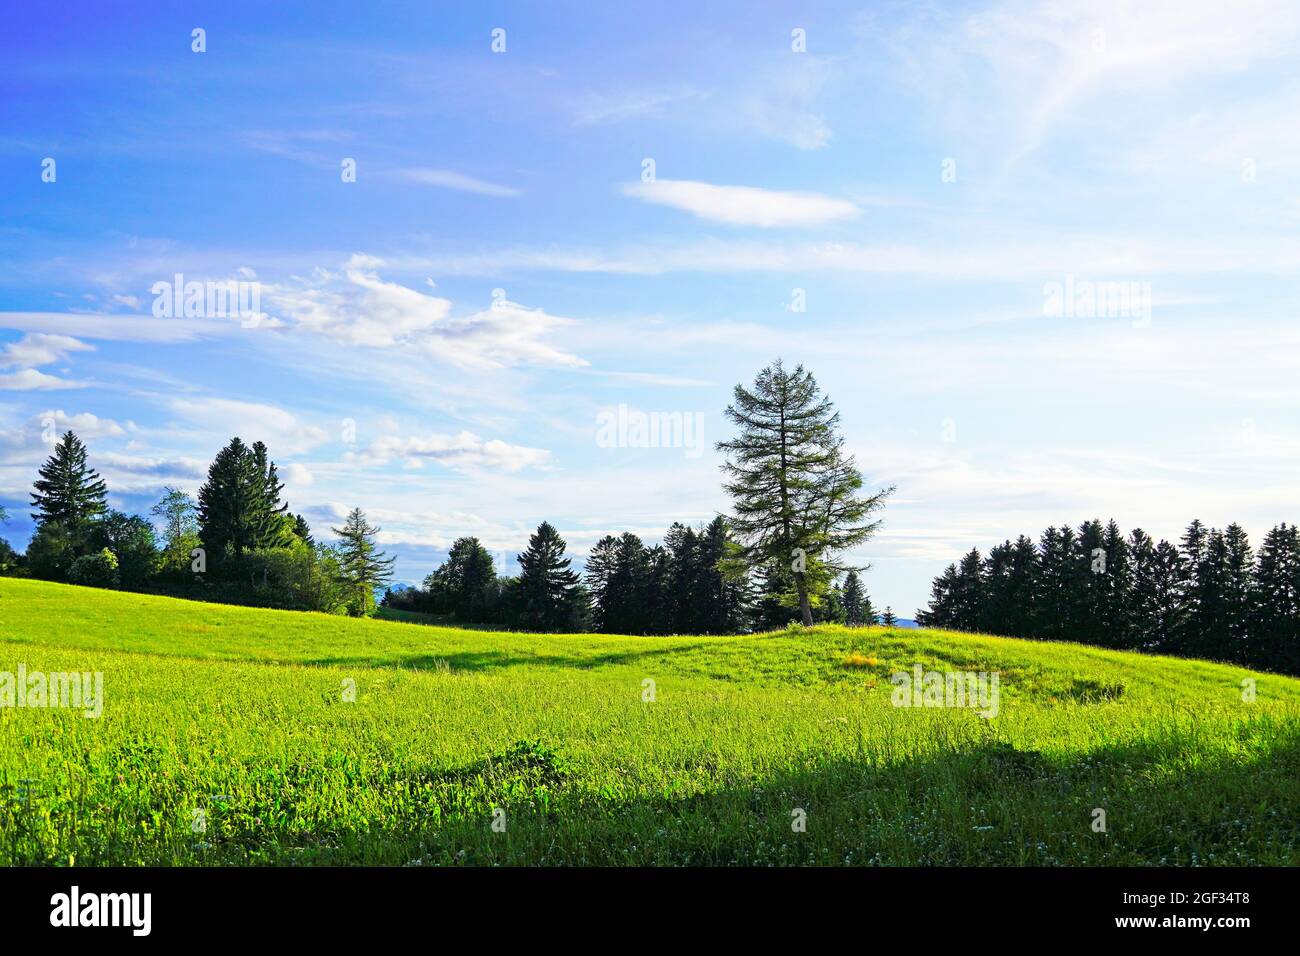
{"left": 30, "top": 432, "right": 107, "bottom": 552}
{"left": 513, "top": 522, "right": 585, "bottom": 632}
{"left": 841, "top": 569, "right": 867, "bottom": 625}
{"left": 587, "top": 518, "right": 750, "bottom": 635}
{"left": 197, "top": 437, "right": 295, "bottom": 569}
{"left": 67, "top": 548, "right": 119, "bottom": 588}
{"left": 918, "top": 517, "right": 1300, "bottom": 675}
{"left": 25, "top": 521, "right": 77, "bottom": 581}
{"left": 423, "top": 537, "right": 500, "bottom": 622}
{"left": 87, "top": 510, "right": 159, "bottom": 588}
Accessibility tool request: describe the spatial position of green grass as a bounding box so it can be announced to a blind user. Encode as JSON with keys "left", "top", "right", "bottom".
{"left": 2, "top": 576, "right": 1298, "bottom": 866}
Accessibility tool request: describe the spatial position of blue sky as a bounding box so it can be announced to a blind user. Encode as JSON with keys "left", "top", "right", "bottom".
{"left": 3, "top": 0, "right": 1300, "bottom": 614}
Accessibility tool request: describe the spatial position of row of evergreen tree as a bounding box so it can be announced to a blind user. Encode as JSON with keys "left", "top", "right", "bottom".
{"left": 916, "top": 518, "right": 1300, "bottom": 675}
{"left": 13, "top": 431, "right": 394, "bottom": 616}
{"left": 387, "top": 518, "right": 904, "bottom": 634}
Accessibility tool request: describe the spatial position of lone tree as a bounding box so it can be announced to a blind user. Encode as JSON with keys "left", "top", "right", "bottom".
{"left": 332, "top": 507, "right": 395, "bottom": 616}
{"left": 30, "top": 431, "right": 108, "bottom": 533}
{"left": 718, "top": 361, "right": 892, "bottom": 626}
{"left": 515, "top": 521, "right": 585, "bottom": 632}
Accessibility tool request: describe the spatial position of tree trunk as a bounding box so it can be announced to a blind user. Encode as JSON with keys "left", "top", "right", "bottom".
{"left": 797, "top": 573, "right": 813, "bottom": 626}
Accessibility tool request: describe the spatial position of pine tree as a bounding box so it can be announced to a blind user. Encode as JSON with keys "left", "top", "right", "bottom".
{"left": 1222, "top": 523, "right": 1256, "bottom": 664}
{"left": 1127, "top": 528, "right": 1160, "bottom": 651}
{"left": 514, "top": 521, "right": 583, "bottom": 632}
{"left": 1097, "top": 519, "right": 1132, "bottom": 648}
{"left": 881, "top": 606, "right": 897, "bottom": 627}
{"left": 197, "top": 438, "right": 295, "bottom": 567}
{"left": 694, "top": 516, "right": 749, "bottom": 634}
{"left": 951, "top": 548, "right": 984, "bottom": 631}
{"left": 428, "top": 537, "right": 499, "bottom": 621}
{"left": 30, "top": 431, "right": 108, "bottom": 541}
{"left": 916, "top": 563, "right": 959, "bottom": 627}
{"left": 1004, "top": 535, "right": 1040, "bottom": 637}
{"left": 331, "top": 507, "right": 396, "bottom": 616}
{"left": 584, "top": 534, "right": 620, "bottom": 632}
{"left": 842, "top": 569, "right": 866, "bottom": 625}
{"left": 1253, "top": 523, "right": 1300, "bottom": 672}
{"left": 1149, "top": 539, "right": 1186, "bottom": 652}
{"left": 717, "top": 361, "right": 892, "bottom": 626}
{"left": 292, "top": 513, "right": 314, "bottom": 547}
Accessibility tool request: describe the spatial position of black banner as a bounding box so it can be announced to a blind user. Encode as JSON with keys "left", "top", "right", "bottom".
{"left": 0, "top": 866, "right": 1280, "bottom": 942}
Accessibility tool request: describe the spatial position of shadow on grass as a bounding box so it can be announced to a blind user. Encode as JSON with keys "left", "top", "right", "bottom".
{"left": 304, "top": 643, "right": 713, "bottom": 674}
{"left": 21, "top": 729, "right": 1295, "bottom": 866}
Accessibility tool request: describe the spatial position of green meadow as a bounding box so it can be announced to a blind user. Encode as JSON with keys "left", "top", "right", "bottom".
{"left": 1, "top": 576, "right": 1298, "bottom": 866}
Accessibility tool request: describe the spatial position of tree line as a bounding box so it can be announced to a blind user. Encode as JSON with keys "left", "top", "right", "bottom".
{"left": 2, "top": 362, "right": 901, "bottom": 636}
{"left": 11, "top": 431, "right": 394, "bottom": 616}
{"left": 917, "top": 518, "right": 1300, "bottom": 675}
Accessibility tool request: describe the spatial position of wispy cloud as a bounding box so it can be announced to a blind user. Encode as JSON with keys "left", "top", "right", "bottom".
{"left": 350, "top": 431, "right": 551, "bottom": 472}
{"left": 392, "top": 168, "right": 522, "bottom": 197}
{"left": 622, "top": 179, "right": 859, "bottom": 227}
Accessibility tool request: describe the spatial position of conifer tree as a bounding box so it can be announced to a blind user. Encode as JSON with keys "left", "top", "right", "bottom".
{"left": 584, "top": 534, "right": 620, "bottom": 632}
{"left": 880, "top": 606, "right": 897, "bottom": 627}
{"left": 331, "top": 507, "right": 395, "bottom": 616}
{"left": 197, "top": 438, "right": 295, "bottom": 566}
{"left": 842, "top": 569, "right": 867, "bottom": 625}
{"left": 515, "top": 521, "right": 584, "bottom": 632}
{"left": 1253, "top": 523, "right": 1300, "bottom": 672}
{"left": 428, "top": 536, "right": 499, "bottom": 621}
{"left": 717, "top": 361, "right": 892, "bottom": 625}
{"left": 30, "top": 431, "right": 108, "bottom": 538}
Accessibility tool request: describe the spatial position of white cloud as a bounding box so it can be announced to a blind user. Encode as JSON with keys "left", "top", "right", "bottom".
{"left": 165, "top": 397, "right": 329, "bottom": 455}
{"left": 901, "top": 0, "right": 1300, "bottom": 162}
{"left": 263, "top": 267, "right": 587, "bottom": 369}
{"left": 393, "top": 168, "right": 521, "bottom": 197}
{"left": 1, "top": 333, "right": 94, "bottom": 368}
{"left": 35, "top": 410, "right": 126, "bottom": 439}
{"left": 351, "top": 431, "right": 550, "bottom": 472}
{"left": 623, "top": 179, "right": 859, "bottom": 228}
{"left": 284, "top": 462, "right": 314, "bottom": 487}
{"left": 0, "top": 369, "right": 87, "bottom": 390}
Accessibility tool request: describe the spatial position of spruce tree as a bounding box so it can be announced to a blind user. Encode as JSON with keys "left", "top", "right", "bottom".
{"left": 717, "top": 361, "right": 892, "bottom": 626}
{"left": 842, "top": 569, "right": 866, "bottom": 625}
{"left": 515, "top": 521, "right": 583, "bottom": 632}
{"left": 695, "top": 516, "right": 750, "bottom": 634}
{"left": 951, "top": 548, "right": 984, "bottom": 631}
{"left": 1222, "top": 523, "right": 1256, "bottom": 664}
{"left": 1253, "top": 523, "right": 1300, "bottom": 672}
{"left": 428, "top": 536, "right": 498, "bottom": 621}
{"left": 197, "top": 438, "right": 295, "bottom": 566}
{"left": 30, "top": 431, "right": 108, "bottom": 539}
{"left": 881, "top": 606, "right": 897, "bottom": 627}
{"left": 584, "top": 534, "right": 620, "bottom": 632}
{"left": 331, "top": 507, "right": 396, "bottom": 616}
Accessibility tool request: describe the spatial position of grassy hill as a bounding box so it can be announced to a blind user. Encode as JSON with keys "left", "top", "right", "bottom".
{"left": 2, "top": 577, "right": 1298, "bottom": 866}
